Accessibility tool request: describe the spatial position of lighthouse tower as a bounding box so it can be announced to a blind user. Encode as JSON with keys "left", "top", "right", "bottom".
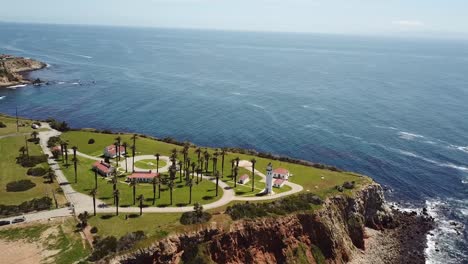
{"left": 265, "top": 162, "right": 273, "bottom": 194}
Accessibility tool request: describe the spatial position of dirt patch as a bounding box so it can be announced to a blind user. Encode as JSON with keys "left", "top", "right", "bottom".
{"left": 0, "top": 239, "right": 42, "bottom": 264}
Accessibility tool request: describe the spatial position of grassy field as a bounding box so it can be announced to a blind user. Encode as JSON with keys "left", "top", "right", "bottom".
{"left": 60, "top": 130, "right": 370, "bottom": 200}
{"left": 59, "top": 156, "right": 223, "bottom": 207}
{"left": 0, "top": 218, "right": 90, "bottom": 263}
{"left": 134, "top": 159, "right": 167, "bottom": 169}
{"left": 0, "top": 135, "right": 67, "bottom": 206}
{"left": 0, "top": 114, "right": 48, "bottom": 136}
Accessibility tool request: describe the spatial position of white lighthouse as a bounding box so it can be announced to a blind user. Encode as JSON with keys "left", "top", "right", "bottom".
{"left": 265, "top": 162, "right": 273, "bottom": 194}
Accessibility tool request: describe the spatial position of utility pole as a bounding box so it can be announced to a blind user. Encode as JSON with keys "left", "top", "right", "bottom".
{"left": 15, "top": 107, "right": 19, "bottom": 132}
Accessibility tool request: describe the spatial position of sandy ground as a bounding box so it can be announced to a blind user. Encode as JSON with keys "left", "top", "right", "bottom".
{"left": 1, "top": 239, "right": 42, "bottom": 264}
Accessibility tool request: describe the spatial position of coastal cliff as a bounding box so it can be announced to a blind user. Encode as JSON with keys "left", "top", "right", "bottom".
{"left": 109, "top": 183, "right": 433, "bottom": 264}
{"left": 0, "top": 54, "right": 46, "bottom": 87}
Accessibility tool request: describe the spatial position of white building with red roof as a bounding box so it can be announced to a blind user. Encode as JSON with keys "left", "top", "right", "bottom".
{"left": 103, "top": 145, "right": 126, "bottom": 158}
{"left": 273, "top": 168, "right": 290, "bottom": 180}
{"left": 273, "top": 179, "right": 285, "bottom": 188}
{"left": 92, "top": 160, "right": 115, "bottom": 177}
{"left": 126, "top": 170, "right": 159, "bottom": 183}
{"left": 238, "top": 174, "right": 250, "bottom": 184}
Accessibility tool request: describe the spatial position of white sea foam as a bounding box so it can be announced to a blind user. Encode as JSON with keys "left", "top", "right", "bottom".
{"left": 7, "top": 84, "right": 27, "bottom": 89}
{"left": 250, "top": 104, "right": 265, "bottom": 109}
{"left": 449, "top": 145, "right": 468, "bottom": 154}
{"left": 397, "top": 150, "right": 468, "bottom": 172}
{"left": 71, "top": 82, "right": 80, "bottom": 85}
{"left": 46, "top": 63, "right": 51, "bottom": 68}
{"left": 398, "top": 131, "right": 425, "bottom": 140}
{"left": 374, "top": 125, "right": 398, "bottom": 130}
{"left": 230, "top": 92, "right": 242, "bottom": 96}
{"left": 0, "top": 96, "right": 5, "bottom": 100}
{"left": 57, "top": 81, "right": 65, "bottom": 85}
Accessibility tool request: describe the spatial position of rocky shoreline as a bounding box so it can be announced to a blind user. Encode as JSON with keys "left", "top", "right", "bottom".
{"left": 0, "top": 54, "right": 47, "bottom": 88}
{"left": 108, "top": 183, "right": 435, "bottom": 264}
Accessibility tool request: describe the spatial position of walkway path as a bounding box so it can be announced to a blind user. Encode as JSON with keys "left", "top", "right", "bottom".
{"left": 13, "top": 124, "right": 304, "bottom": 217}
{"left": 0, "top": 208, "right": 73, "bottom": 224}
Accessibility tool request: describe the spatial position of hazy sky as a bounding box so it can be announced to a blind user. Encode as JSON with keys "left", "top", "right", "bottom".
{"left": 1, "top": 0, "right": 467, "bottom": 36}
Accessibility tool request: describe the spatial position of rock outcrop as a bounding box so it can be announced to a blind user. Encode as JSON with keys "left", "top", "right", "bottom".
{"left": 111, "top": 183, "right": 406, "bottom": 264}
{"left": 0, "top": 54, "right": 46, "bottom": 87}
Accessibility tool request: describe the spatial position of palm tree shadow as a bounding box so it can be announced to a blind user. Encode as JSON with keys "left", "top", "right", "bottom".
{"left": 202, "top": 196, "right": 214, "bottom": 201}
{"left": 100, "top": 215, "right": 114, "bottom": 220}
{"left": 176, "top": 203, "right": 188, "bottom": 207}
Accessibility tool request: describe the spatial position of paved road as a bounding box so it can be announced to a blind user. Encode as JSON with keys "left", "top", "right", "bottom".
{"left": 122, "top": 155, "right": 172, "bottom": 173}
{"left": 0, "top": 208, "right": 73, "bottom": 225}
{"left": 0, "top": 132, "right": 30, "bottom": 139}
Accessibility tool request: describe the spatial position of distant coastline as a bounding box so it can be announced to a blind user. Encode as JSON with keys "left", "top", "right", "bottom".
{"left": 0, "top": 54, "right": 47, "bottom": 88}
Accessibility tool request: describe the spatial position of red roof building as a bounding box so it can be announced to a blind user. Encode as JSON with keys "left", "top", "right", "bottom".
{"left": 92, "top": 160, "right": 115, "bottom": 177}
{"left": 103, "top": 145, "right": 126, "bottom": 158}
{"left": 273, "top": 179, "right": 285, "bottom": 188}
{"left": 127, "top": 171, "right": 159, "bottom": 183}
{"left": 238, "top": 174, "right": 250, "bottom": 184}
{"left": 272, "top": 168, "right": 290, "bottom": 180}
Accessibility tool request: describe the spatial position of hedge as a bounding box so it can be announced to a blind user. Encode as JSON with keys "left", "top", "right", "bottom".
{"left": 6, "top": 180, "right": 36, "bottom": 192}
{"left": 0, "top": 197, "right": 52, "bottom": 217}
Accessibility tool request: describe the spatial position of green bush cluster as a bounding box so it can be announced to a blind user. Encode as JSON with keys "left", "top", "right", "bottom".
{"left": 47, "top": 136, "right": 61, "bottom": 147}
{"left": 0, "top": 121, "right": 6, "bottom": 128}
{"left": 180, "top": 203, "right": 212, "bottom": 225}
{"left": 6, "top": 179, "right": 36, "bottom": 192}
{"left": 46, "top": 118, "right": 70, "bottom": 132}
{"left": 89, "top": 231, "right": 146, "bottom": 261}
{"left": 16, "top": 155, "right": 48, "bottom": 167}
{"left": 226, "top": 193, "right": 323, "bottom": 220}
{"left": 26, "top": 167, "right": 47, "bottom": 176}
{"left": 88, "top": 138, "right": 95, "bottom": 144}
{"left": 0, "top": 197, "right": 52, "bottom": 217}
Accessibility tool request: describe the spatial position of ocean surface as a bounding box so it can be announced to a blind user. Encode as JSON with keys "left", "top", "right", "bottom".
{"left": 0, "top": 22, "right": 467, "bottom": 263}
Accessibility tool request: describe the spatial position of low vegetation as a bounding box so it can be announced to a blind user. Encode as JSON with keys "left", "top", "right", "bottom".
{"left": 0, "top": 197, "right": 52, "bottom": 217}
{"left": 6, "top": 179, "right": 36, "bottom": 192}
{"left": 226, "top": 193, "right": 323, "bottom": 220}
{"left": 180, "top": 203, "right": 212, "bottom": 225}
{"left": 89, "top": 231, "right": 146, "bottom": 261}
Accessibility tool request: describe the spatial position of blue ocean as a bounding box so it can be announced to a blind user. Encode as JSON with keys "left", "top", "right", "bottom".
{"left": 0, "top": 22, "right": 466, "bottom": 263}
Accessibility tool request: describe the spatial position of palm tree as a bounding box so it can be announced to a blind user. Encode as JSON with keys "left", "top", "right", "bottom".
{"left": 113, "top": 189, "right": 120, "bottom": 216}
{"left": 190, "top": 162, "right": 196, "bottom": 179}
{"left": 212, "top": 155, "right": 218, "bottom": 174}
{"left": 114, "top": 141, "right": 119, "bottom": 167}
{"left": 235, "top": 157, "right": 240, "bottom": 168}
{"left": 137, "top": 194, "right": 144, "bottom": 216}
{"left": 215, "top": 170, "right": 220, "bottom": 197}
{"left": 63, "top": 142, "right": 69, "bottom": 165}
{"left": 168, "top": 180, "right": 174, "bottom": 205}
{"left": 77, "top": 211, "right": 89, "bottom": 229}
{"left": 72, "top": 156, "right": 78, "bottom": 184}
{"left": 230, "top": 159, "right": 235, "bottom": 179}
{"left": 203, "top": 150, "right": 210, "bottom": 174}
{"left": 155, "top": 153, "right": 160, "bottom": 174}
{"left": 131, "top": 134, "right": 137, "bottom": 172}
{"left": 187, "top": 179, "right": 193, "bottom": 204}
{"left": 130, "top": 179, "right": 137, "bottom": 205}
{"left": 185, "top": 157, "right": 191, "bottom": 180}
{"left": 94, "top": 169, "right": 98, "bottom": 189}
{"left": 195, "top": 147, "right": 202, "bottom": 166}
{"left": 251, "top": 158, "right": 256, "bottom": 192}
{"left": 90, "top": 188, "right": 97, "bottom": 216}
{"left": 182, "top": 143, "right": 189, "bottom": 173}
{"left": 196, "top": 166, "right": 201, "bottom": 184}
{"left": 30, "top": 131, "right": 39, "bottom": 140}
{"left": 72, "top": 146, "right": 78, "bottom": 183}
{"left": 199, "top": 157, "right": 205, "bottom": 175}
{"left": 111, "top": 174, "right": 118, "bottom": 205}
{"left": 152, "top": 177, "right": 159, "bottom": 205}
{"left": 115, "top": 136, "right": 122, "bottom": 161}
{"left": 178, "top": 160, "right": 183, "bottom": 182}
{"left": 234, "top": 166, "right": 239, "bottom": 187}
{"left": 122, "top": 142, "right": 129, "bottom": 172}
{"left": 60, "top": 143, "right": 65, "bottom": 161}
{"left": 220, "top": 148, "right": 227, "bottom": 178}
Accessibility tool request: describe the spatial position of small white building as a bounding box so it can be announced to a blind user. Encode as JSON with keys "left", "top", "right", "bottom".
{"left": 273, "top": 179, "right": 285, "bottom": 188}
{"left": 103, "top": 145, "right": 126, "bottom": 158}
{"left": 273, "top": 168, "right": 290, "bottom": 180}
{"left": 238, "top": 174, "right": 250, "bottom": 184}
{"left": 126, "top": 171, "right": 159, "bottom": 183}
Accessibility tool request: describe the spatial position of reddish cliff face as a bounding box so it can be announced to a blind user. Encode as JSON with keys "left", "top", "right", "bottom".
{"left": 112, "top": 183, "right": 395, "bottom": 264}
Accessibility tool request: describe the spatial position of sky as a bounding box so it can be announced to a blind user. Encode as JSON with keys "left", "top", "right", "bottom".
{"left": 1, "top": 0, "right": 468, "bottom": 37}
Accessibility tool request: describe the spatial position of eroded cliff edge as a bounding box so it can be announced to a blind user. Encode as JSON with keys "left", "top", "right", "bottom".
{"left": 111, "top": 183, "right": 433, "bottom": 264}
{"left": 0, "top": 54, "right": 46, "bottom": 87}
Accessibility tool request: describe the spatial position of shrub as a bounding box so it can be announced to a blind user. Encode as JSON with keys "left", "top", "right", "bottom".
{"left": 27, "top": 167, "right": 47, "bottom": 176}
{"left": 90, "top": 226, "right": 98, "bottom": 233}
{"left": 0, "top": 121, "right": 6, "bottom": 128}
{"left": 47, "top": 118, "right": 70, "bottom": 132}
{"left": 17, "top": 155, "right": 48, "bottom": 167}
{"left": 180, "top": 203, "right": 212, "bottom": 225}
{"left": 47, "top": 136, "right": 61, "bottom": 148}
{"left": 226, "top": 193, "right": 323, "bottom": 220}
{"left": 116, "top": 231, "right": 146, "bottom": 251}
{"left": 88, "top": 236, "right": 118, "bottom": 261}
{"left": 343, "top": 181, "right": 355, "bottom": 189}
{"left": 0, "top": 197, "right": 52, "bottom": 217}
{"left": 88, "top": 138, "right": 95, "bottom": 144}
{"left": 6, "top": 180, "right": 36, "bottom": 192}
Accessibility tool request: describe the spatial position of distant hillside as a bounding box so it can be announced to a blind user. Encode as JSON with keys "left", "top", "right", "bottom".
{"left": 0, "top": 54, "right": 46, "bottom": 88}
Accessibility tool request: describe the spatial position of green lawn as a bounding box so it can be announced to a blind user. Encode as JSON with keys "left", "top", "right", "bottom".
{"left": 59, "top": 156, "right": 223, "bottom": 207}
{"left": 60, "top": 130, "right": 370, "bottom": 200}
{"left": 0, "top": 114, "right": 48, "bottom": 136}
{"left": 0, "top": 218, "right": 90, "bottom": 263}
{"left": 134, "top": 159, "right": 166, "bottom": 170}
{"left": 0, "top": 135, "right": 66, "bottom": 206}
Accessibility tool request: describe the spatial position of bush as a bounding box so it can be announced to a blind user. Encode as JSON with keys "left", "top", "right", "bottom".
{"left": 47, "top": 118, "right": 70, "bottom": 132}
{"left": 343, "top": 181, "right": 355, "bottom": 189}
{"left": 0, "top": 121, "right": 6, "bottom": 128}
{"left": 90, "top": 226, "right": 98, "bottom": 233}
{"left": 47, "top": 136, "right": 61, "bottom": 148}
{"left": 6, "top": 180, "right": 36, "bottom": 192}
{"left": 116, "top": 231, "right": 146, "bottom": 251}
{"left": 88, "top": 138, "right": 95, "bottom": 144}
{"left": 88, "top": 231, "right": 146, "bottom": 261}
{"left": 180, "top": 203, "right": 212, "bottom": 225}
{"left": 16, "top": 155, "right": 48, "bottom": 167}
{"left": 226, "top": 193, "right": 323, "bottom": 220}
{"left": 27, "top": 167, "right": 47, "bottom": 176}
{"left": 0, "top": 197, "right": 52, "bottom": 217}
